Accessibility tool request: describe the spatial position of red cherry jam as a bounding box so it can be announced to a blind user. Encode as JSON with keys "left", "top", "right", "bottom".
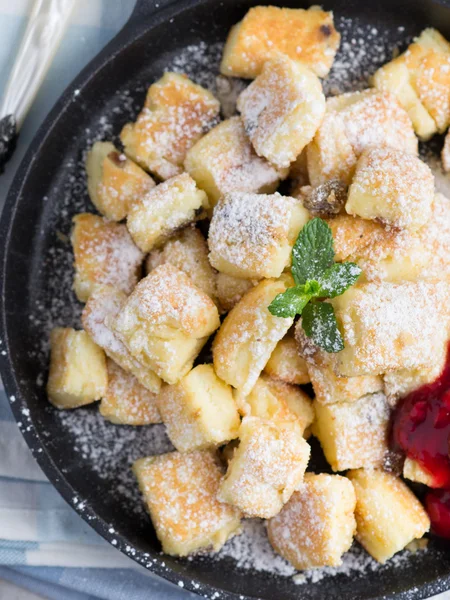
{"left": 392, "top": 343, "right": 450, "bottom": 537}
{"left": 425, "top": 490, "right": 450, "bottom": 538}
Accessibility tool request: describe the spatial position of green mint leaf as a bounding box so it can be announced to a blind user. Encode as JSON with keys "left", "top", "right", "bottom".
{"left": 291, "top": 218, "right": 335, "bottom": 285}
{"left": 268, "top": 287, "right": 311, "bottom": 318}
{"left": 302, "top": 301, "right": 344, "bottom": 353}
{"left": 303, "top": 280, "right": 321, "bottom": 296}
{"left": 318, "top": 262, "right": 362, "bottom": 298}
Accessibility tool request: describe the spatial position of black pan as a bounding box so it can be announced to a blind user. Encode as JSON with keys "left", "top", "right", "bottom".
{"left": 1, "top": 0, "right": 450, "bottom": 598}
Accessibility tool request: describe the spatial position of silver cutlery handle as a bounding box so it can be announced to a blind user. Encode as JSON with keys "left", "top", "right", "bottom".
{"left": 0, "top": 0, "right": 76, "bottom": 128}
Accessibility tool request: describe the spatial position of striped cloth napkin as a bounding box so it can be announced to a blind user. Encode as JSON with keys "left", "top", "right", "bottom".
{"left": 0, "top": 381, "right": 134, "bottom": 569}
{"left": 0, "top": 1, "right": 194, "bottom": 598}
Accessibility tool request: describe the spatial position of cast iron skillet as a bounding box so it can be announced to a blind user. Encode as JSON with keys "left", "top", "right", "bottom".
{"left": 2, "top": 0, "right": 450, "bottom": 598}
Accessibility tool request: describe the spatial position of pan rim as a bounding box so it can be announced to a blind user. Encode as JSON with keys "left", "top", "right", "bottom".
{"left": 1, "top": 0, "right": 450, "bottom": 598}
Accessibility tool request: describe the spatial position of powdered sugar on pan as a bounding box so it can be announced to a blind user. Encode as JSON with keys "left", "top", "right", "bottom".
{"left": 324, "top": 17, "right": 409, "bottom": 95}
{"left": 213, "top": 518, "right": 417, "bottom": 583}
{"left": 291, "top": 544, "right": 414, "bottom": 585}
{"left": 27, "top": 17, "right": 435, "bottom": 587}
{"left": 216, "top": 520, "right": 296, "bottom": 577}
{"left": 171, "top": 41, "right": 224, "bottom": 93}
{"left": 56, "top": 408, "right": 173, "bottom": 515}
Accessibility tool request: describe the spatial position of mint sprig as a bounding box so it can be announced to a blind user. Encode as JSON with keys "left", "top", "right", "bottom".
{"left": 291, "top": 216, "right": 334, "bottom": 284}
{"left": 268, "top": 218, "right": 362, "bottom": 353}
{"left": 268, "top": 286, "right": 311, "bottom": 318}
{"left": 302, "top": 302, "right": 344, "bottom": 353}
{"left": 318, "top": 262, "right": 362, "bottom": 298}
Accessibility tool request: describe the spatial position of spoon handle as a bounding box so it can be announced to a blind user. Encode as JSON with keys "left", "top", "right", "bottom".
{"left": 0, "top": 0, "right": 76, "bottom": 127}
{"left": 0, "top": 0, "right": 76, "bottom": 172}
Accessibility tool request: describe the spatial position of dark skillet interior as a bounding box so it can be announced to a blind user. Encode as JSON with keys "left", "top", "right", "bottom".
{"left": 2, "top": 0, "right": 450, "bottom": 598}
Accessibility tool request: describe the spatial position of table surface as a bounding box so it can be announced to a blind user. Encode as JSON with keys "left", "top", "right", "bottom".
{"left": 0, "top": 1, "right": 450, "bottom": 600}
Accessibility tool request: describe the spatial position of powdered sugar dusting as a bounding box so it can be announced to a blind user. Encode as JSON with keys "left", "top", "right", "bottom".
{"left": 72, "top": 214, "right": 144, "bottom": 299}
{"left": 171, "top": 41, "right": 223, "bottom": 92}
{"left": 26, "top": 17, "right": 438, "bottom": 587}
{"left": 134, "top": 451, "right": 241, "bottom": 554}
{"left": 315, "top": 392, "right": 391, "bottom": 471}
{"left": 335, "top": 281, "right": 450, "bottom": 376}
{"left": 339, "top": 90, "right": 418, "bottom": 157}
{"left": 347, "top": 147, "right": 434, "bottom": 231}
{"left": 82, "top": 286, "right": 129, "bottom": 357}
{"left": 214, "top": 279, "right": 294, "bottom": 396}
{"left": 101, "top": 359, "right": 161, "bottom": 425}
{"left": 267, "top": 474, "right": 356, "bottom": 570}
{"left": 56, "top": 407, "right": 173, "bottom": 515}
{"left": 236, "top": 54, "right": 325, "bottom": 168}
{"left": 214, "top": 518, "right": 417, "bottom": 584}
{"left": 218, "top": 417, "right": 310, "bottom": 519}
{"left": 115, "top": 263, "right": 218, "bottom": 338}
{"left": 324, "top": 18, "right": 407, "bottom": 96}
{"left": 121, "top": 73, "right": 220, "bottom": 180}
{"left": 208, "top": 192, "right": 296, "bottom": 277}
{"left": 217, "top": 519, "right": 296, "bottom": 577}
{"left": 185, "top": 116, "right": 284, "bottom": 202}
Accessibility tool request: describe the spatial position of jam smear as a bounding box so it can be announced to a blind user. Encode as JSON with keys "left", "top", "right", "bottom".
{"left": 392, "top": 343, "right": 450, "bottom": 537}
{"left": 425, "top": 490, "right": 450, "bottom": 538}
